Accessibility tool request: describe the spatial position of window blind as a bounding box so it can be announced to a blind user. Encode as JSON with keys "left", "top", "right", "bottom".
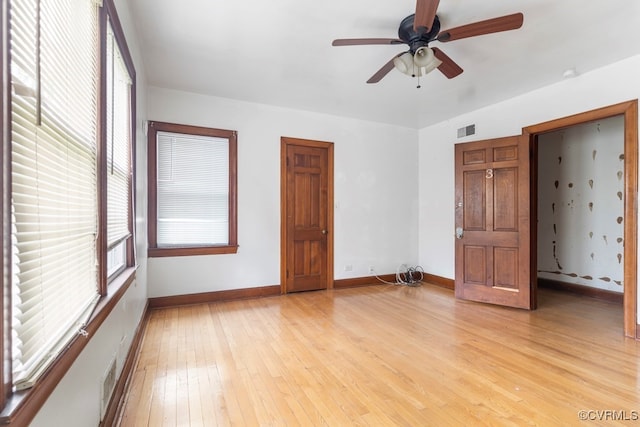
{"left": 106, "top": 19, "right": 132, "bottom": 248}
{"left": 156, "top": 132, "right": 230, "bottom": 246}
{"left": 10, "top": 0, "right": 100, "bottom": 389}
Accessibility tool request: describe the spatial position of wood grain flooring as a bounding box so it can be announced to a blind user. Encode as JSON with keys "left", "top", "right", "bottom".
{"left": 117, "top": 284, "right": 640, "bottom": 426}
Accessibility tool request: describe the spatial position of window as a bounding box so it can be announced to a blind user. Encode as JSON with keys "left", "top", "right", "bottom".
{"left": 147, "top": 122, "right": 238, "bottom": 257}
{"left": 10, "top": 0, "right": 101, "bottom": 391}
{"left": 104, "top": 13, "right": 135, "bottom": 280}
{"left": 1, "top": 0, "right": 136, "bottom": 422}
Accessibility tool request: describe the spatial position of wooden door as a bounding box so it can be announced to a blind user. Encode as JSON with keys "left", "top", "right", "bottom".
{"left": 281, "top": 138, "right": 333, "bottom": 293}
{"left": 454, "top": 135, "right": 533, "bottom": 309}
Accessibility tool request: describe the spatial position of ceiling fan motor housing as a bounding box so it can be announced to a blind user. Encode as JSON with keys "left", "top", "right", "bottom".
{"left": 398, "top": 14, "right": 441, "bottom": 53}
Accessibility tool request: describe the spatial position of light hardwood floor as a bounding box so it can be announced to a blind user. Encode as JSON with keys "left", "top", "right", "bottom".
{"left": 118, "top": 284, "right": 640, "bottom": 426}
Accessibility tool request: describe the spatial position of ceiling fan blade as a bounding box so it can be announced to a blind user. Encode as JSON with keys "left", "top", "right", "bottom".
{"left": 432, "top": 47, "right": 463, "bottom": 79}
{"left": 332, "top": 38, "right": 403, "bottom": 46}
{"left": 437, "top": 12, "right": 523, "bottom": 42}
{"left": 366, "top": 56, "right": 398, "bottom": 84}
{"left": 414, "top": 0, "right": 440, "bottom": 32}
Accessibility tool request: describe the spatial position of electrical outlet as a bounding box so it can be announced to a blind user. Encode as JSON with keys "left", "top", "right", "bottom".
{"left": 344, "top": 265, "right": 353, "bottom": 272}
{"left": 368, "top": 266, "right": 375, "bottom": 274}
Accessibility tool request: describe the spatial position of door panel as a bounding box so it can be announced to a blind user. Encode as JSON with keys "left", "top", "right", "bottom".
{"left": 493, "top": 168, "right": 517, "bottom": 231}
{"left": 464, "top": 246, "right": 487, "bottom": 284}
{"left": 463, "top": 170, "right": 486, "bottom": 230}
{"left": 455, "top": 135, "right": 532, "bottom": 309}
{"left": 494, "top": 247, "right": 517, "bottom": 289}
{"left": 283, "top": 140, "right": 332, "bottom": 293}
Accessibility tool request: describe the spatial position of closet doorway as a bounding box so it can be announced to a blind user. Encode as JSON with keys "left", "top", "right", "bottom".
{"left": 524, "top": 100, "right": 638, "bottom": 338}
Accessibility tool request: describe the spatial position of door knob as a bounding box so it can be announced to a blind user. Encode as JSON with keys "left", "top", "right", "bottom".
{"left": 455, "top": 227, "right": 464, "bottom": 239}
{"left": 321, "top": 229, "right": 328, "bottom": 235}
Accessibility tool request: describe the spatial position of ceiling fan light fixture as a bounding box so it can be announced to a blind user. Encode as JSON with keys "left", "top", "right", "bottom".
{"left": 414, "top": 46, "right": 442, "bottom": 74}
{"left": 393, "top": 52, "right": 414, "bottom": 75}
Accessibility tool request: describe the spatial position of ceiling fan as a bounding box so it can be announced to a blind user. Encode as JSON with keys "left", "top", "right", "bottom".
{"left": 332, "top": 0, "right": 523, "bottom": 84}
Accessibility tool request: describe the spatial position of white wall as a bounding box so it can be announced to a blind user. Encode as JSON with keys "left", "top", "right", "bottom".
{"left": 538, "top": 117, "right": 624, "bottom": 293}
{"left": 30, "top": 0, "right": 149, "bottom": 425}
{"left": 146, "top": 88, "right": 419, "bottom": 297}
{"left": 418, "top": 54, "right": 640, "bottom": 311}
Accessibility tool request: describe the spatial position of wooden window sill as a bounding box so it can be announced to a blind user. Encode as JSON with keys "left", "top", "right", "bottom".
{"left": 148, "top": 245, "right": 239, "bottom": 257}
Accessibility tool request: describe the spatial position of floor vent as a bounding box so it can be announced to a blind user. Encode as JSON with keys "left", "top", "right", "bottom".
{"left": 100, "top": 357, "right": 117, "bottom": 420}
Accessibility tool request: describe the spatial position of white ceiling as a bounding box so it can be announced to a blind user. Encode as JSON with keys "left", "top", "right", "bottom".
{"left": 129, "top": 0, "right": 640, "bottom": 129}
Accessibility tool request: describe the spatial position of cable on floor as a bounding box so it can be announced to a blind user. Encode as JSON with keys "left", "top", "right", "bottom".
{"left": 375, "top": 264, "right": 424, "bottom": 287}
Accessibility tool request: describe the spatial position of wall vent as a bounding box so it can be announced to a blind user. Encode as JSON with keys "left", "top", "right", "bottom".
{"left": 457, "top": 124, "right": 476, "bottom": 138}
{"left": 100, "top": 357, "right": 117, "bottom": 420}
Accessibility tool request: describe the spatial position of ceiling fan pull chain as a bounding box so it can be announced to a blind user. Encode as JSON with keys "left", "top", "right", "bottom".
{"left": 413, "top": 62, "right": 421, "bottom": 88}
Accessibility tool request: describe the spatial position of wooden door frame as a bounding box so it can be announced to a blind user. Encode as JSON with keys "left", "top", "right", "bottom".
{"left": 280, "top": 137, "right": 334, "bottom": 294}
{"left": 523, "top": 100, "right": 638, "bottom": 338}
